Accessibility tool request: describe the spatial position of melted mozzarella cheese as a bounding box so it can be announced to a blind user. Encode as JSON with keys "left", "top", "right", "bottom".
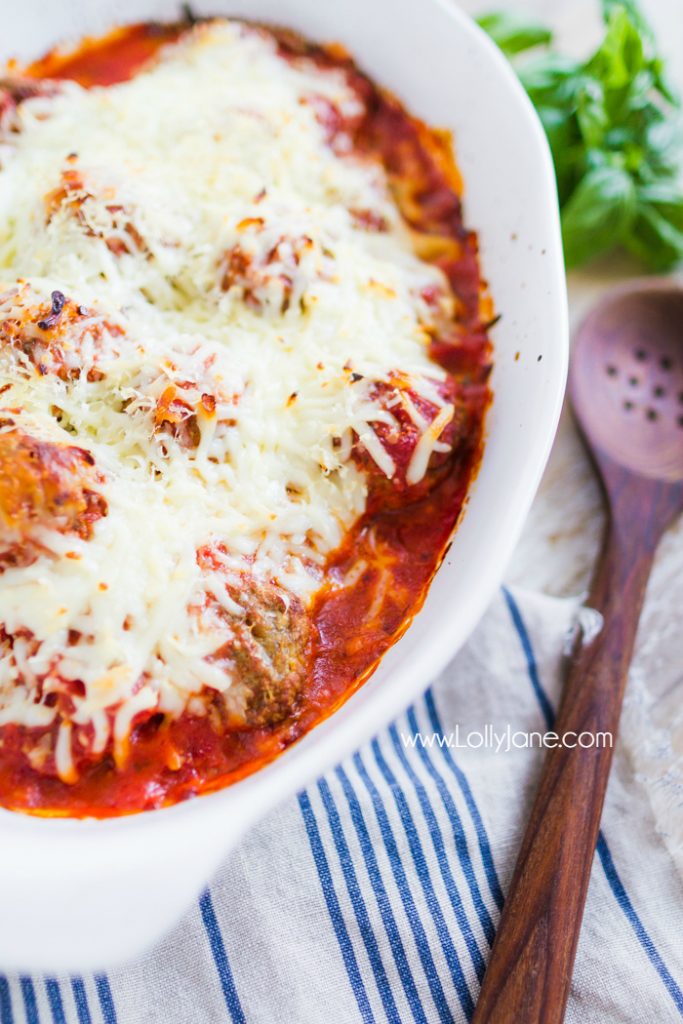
{"left": 0, "top": 21, "right": 455, "bottom": 764}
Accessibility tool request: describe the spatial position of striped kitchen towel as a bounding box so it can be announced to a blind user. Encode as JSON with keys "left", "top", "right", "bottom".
{"left": 1, "top": 587, "right": 682, "bottom": 1024}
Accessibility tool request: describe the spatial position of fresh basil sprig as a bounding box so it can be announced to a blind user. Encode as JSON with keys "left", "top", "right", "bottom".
{"left": 476, "top": 11, "right": 552, "bottom": 56}
{"left": 478, "top": 1, "right": 683, "bottom": 271}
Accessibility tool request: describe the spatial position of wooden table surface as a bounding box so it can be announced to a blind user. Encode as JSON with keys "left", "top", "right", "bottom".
{"left": 458, "top": 0, "right": 683, "bottom": 864}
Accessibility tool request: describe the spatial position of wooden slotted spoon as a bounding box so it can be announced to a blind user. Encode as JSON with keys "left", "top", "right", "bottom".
{"left": 473, "top": 280, "right": 683, "bottom": 1024}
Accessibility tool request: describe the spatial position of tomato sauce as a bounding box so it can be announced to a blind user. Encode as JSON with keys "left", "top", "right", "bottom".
{"left": 0, "top": 21, "right": 492, "bottom": 816}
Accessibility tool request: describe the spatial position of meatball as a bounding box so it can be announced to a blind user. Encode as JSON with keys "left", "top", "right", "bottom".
{"left": 352, "top": 377, "right": 463, "bottom": 508}
{"left": 0, "top": 425, "right": 107, "bottom": 568}
{"left": 202, "top": 564, "right": 312, "bottom": 729}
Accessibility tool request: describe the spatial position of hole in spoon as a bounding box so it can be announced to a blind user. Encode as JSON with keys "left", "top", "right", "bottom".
{"left": 606, "top": 365, "right": 617, "bottom": 377}
{"left": 654, "top": 385, "right": 666, "bottom": 398}
{"left": 629, "top": 376, "right": 639, "bottom": 387}
{"left": 660, "top": 355, "right": 673, "bottom": 371}
{"left": 635, "top": 349, "right": 647, "bottom": 362}
{"left": 646, "top": 408, "right": 658, "bottom": 422}
{"left": 623, "top": 400, "right": 635, "bottom": 411}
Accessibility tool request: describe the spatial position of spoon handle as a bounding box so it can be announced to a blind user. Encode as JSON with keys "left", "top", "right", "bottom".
{"left": 472, "top": 521, "right": 656, "bottom": 1024}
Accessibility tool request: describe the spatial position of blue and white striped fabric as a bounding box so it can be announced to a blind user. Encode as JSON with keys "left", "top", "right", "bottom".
{"left": 2, "top": 588, "right": 682, "bottom": 1023}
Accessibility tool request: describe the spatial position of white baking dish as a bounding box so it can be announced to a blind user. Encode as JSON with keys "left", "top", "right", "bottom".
{"left": 0, "top": 0, "right": 568, "bottom": 971}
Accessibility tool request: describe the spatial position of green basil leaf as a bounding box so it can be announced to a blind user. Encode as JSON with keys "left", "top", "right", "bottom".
{"left": 597, "top": 3, "right": 679, "bottom": 106}
{"left": 601, "top": 0, "right": 652, "bottom": 41}
{"left": 561, "top": 165, "right": 637, "bottom": 267}
{"left": 638, "top": 180, "right": 683, "bottom": 227}
{"left": 650, "top": 57, "right": 679, "bottom": 106}
{"left": 536, "top": 106, "right": 583, "bottom": 203}
{"left": 639, "top": 121, "right": 683, "bottom": 178}
{"left": 587, "top": 8, "right": 644, "bottom": 92}
{"left": 518, "top": 53, "right": 581, "bottom": 105}
{"left": 476, "top": 12, "right": 553, "bottom": 56}
{"left": 625, "top": 202, "right": 683, "bottom": 270}
{"left": 576, "top": 78, "right": 608, "bottom": 148}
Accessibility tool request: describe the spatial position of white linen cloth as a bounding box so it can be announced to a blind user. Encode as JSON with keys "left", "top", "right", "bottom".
{"left": 1, "top": 587, "right": 682, "bottom": 1024}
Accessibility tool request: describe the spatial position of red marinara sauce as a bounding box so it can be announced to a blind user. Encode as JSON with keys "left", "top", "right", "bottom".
{"left": 0, "top": 21, "right": 493, "bottom": 817}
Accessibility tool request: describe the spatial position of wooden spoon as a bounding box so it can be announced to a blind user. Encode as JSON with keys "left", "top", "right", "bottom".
{"left": 473, "top": 279, "right": 683, "bottom": 1024}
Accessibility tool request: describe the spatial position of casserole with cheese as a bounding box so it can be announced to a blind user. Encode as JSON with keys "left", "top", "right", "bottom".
{"left": 0, "top": 18, "right": 492, "bottom": 815}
